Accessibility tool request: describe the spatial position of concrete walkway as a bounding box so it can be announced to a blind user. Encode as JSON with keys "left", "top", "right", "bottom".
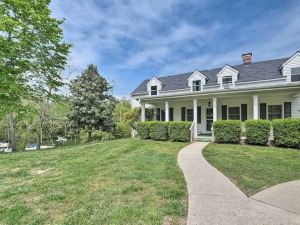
{"left": 178, "top": 142, "right": 300, "bottom": 225}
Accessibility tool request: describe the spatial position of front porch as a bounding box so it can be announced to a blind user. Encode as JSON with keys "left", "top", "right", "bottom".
{"left": 140, "top": 90, "right": 299, "bottom": 139}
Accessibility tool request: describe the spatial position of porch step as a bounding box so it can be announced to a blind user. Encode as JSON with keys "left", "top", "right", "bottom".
{"left": 196, "top": 135, "right": 212, "bottom": 142}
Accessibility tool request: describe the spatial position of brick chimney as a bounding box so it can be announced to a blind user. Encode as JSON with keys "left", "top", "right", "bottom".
{"left": 242, "top": 53, "right": 252, "bottom": 64}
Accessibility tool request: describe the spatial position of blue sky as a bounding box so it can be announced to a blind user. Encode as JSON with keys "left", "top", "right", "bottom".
{"left": 50, "top": 0, "right": 300, "bottom": 98}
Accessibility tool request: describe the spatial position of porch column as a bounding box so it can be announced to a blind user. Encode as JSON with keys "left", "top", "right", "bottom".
{"left": 213, "top": 97, "right": 217, "bottom": 121}
{"left": 253, "top": 95, "right": 258, "bottom": 120}
{"left": 193, "top": 99, "right": 198, "bottom": 139}
{"left": 165, "top": 101, "right": 169, "bottom": 122}
{"left": 141, "top": 102, "right": 145, "bottom": 122}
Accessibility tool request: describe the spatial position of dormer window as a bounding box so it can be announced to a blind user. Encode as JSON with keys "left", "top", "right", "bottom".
{"left": 187, "top": 71, "right": 207, "bottom": 92}
{"left": 192, "top": 80, "right": 201, "bottom": 91}
{"left": 291, "top": 67, "right": 300, "bottom": 82}
{"left": 151, "top": 86, "right": 158, "bottom": 95}
{"left": 222, "top": 76, "right": 232, "bottom": 84}
{"left": 216, "top": 65, "right": 239, "bottom": 89}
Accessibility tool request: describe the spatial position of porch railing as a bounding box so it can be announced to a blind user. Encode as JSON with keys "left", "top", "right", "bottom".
{"left": 189, "top": 121, "right": 195, "bottom": 142}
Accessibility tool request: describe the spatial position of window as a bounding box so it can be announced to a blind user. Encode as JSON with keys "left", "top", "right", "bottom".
{"left": 284, "top": 102, "right": 291, "bottom": 118}
{"left": 228, "top": 107, "right": 240, "bottom": 120}
{"left": 291, "top": 67, "right": 300, "bottom": 82}
{"left": 187, "top": 109, "right": 194, "bottom": 121}
{"left": 268, "top": 105, "right": 282, "bottom": 120}
{"left": 192, "top": 80, "right": 200, "bottom": 91}
{"left": 151, "top": 86, "right": 158, "bottom": 95}
{"left": 222, "top": 76, "right": 232, "bottom": 84}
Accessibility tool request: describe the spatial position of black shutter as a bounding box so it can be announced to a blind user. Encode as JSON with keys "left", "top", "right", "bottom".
{"left": 221, "top": 105, "right": 227, "bottom": 120}
{"left": 161, "top": 110, "right": 166, "bottom": 121}
{"left": 156, "top": 108, "right": 161, "bottom": 121}
{"left": 260, "top": 103, "right": 267, "bottom": 119}
{"left": 169, "top": 108, "right": 174, "bottom": 121}
{"left": 284, "top": 102, "right": 292, "bottom": 118}
{"left": 181, "top": 107, "right": 186, "bottom": 121}
{"left": 197, "top": 106, "right": 201, "bottom": 123}
{"left": 241, "top": 104, "right": 247, "bottom": 121}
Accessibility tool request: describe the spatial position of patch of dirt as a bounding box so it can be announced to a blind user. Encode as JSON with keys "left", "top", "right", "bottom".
{"left": 31, "top": 168, "right": 53, "bottom": 175}
{"left": 162, "top": 216, "right": 187, "bottom": 225}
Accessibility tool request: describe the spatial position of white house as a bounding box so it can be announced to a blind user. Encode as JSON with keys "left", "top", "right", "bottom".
{"left": 131, "top": 52, "right": 300, "bottom": 139}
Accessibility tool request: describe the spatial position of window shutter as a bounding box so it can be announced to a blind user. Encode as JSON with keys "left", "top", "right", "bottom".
{"left": 169, "top": 108, "right": 174, "bottom": 121}
{"left": 284, "top": 102, "right": 292, "bottom": 118}
{"left": 260, "top": 103, "right": 267, "bottom": 119}
{"left": 156, "top": 108, "right": 161, "bottom": 121}
{"left": 197, "top": 106, "right": 201, "bottom": 123}
{"left": 161, "top": 110, "right": 166, "bottom": 121}
{"left": 181, "top": 107, "right": 186, "bottom": 121}
{"left": 241, "top": 104, "right": 247, "bottom": 121}
{"left": 221, "top": 105, "right": 227, "bottom": 120}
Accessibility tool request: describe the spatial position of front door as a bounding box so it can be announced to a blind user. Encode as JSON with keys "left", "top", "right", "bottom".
{"left": 206, "top": 108, "right": 213, "bottom": 131}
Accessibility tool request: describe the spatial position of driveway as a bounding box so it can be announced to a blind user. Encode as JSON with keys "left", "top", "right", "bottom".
{"left": 178, "top": 142, "right": 300, "bottom": 225}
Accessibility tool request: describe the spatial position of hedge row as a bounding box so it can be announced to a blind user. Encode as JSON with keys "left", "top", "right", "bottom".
{"left": 213, "top": 120, "right": 242, "bottom": 143}
{"left": 137, "top": 121, "right": 192, "bottom": 142}
{"left": 273, "top": 118, "right": 300, "bottom": 148}
{"left": 213, "top": 119, "right": 300, "bottom": 148}
{"left": 245, "top": 120, "right": 272, "bottom": 145}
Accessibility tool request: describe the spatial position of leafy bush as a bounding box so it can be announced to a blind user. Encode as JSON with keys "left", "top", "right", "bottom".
{"left": 137, "top": 122, "right": 150, "bottom": 139}
{"left": 149, "top": 121, "right": 169, "bottom": 141}
{"left": 169, "top": 122, "right": 192, "bottom": 142}
{"left": 114, "top": 123, "right": 131, "bottom": 139}
{"left": 92, "top": 130, "right": 115, "bottom": 141}
{"left": 272, "top": 118, "right": 300, "bottom": 148}
{"left": 213, "top": 120, "right": 242, "bottom": 143}
{"left": 245, "top": 120, "right": 271, "bottom": 145}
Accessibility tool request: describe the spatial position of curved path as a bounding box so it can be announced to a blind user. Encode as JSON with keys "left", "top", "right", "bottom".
{"left": 178, "top": 142, "right": 300, "bottom": 225}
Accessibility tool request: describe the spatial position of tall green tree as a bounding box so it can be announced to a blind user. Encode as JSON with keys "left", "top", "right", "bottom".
{"left": 69, "top": 65, "right": 115, "bottom": 142}
{"left": 0, "top": 0, "right": 71, "bottom": 150}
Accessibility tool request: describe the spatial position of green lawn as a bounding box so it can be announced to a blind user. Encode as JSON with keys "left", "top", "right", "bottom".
{"left": 203, "top": 143, "right": 300, "bottom": 196}
{"left": 0, "top": 139, "right": 188, "bottom": 225}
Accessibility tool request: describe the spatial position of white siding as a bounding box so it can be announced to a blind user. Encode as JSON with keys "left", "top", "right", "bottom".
{"left": 282, "top": 53, "right": 300, "bottom": 82}
{"left": 292, "top": 94, "right": 300, "bottom": 118}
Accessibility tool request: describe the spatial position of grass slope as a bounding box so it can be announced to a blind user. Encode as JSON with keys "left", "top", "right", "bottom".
{"left": 203, "top": 143, "right": 300, "bottom": 196}
{"left": 0, "top": 139, "right": 188, "bottom": 225}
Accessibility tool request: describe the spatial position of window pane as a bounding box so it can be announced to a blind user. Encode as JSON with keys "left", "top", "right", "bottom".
{"left": 228, "top": 107, "right": 240, "bottom": 120}
{"left": 151, "top": 86, "right": 157, "bottom": 95}
{"left": 223, "top": 76, "right": 232, "bottom": 84}
{"left": 192, "top": 80, "right": 200, "bottom": 91}
{"left": 268, "top": 105, "right": 282, "bottom": 120}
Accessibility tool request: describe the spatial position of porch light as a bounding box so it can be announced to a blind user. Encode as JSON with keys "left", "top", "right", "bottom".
{"left": 208, "top": 101, "right": 211, "bottom": 108}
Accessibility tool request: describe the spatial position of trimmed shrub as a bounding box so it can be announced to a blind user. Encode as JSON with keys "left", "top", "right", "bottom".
{"left": 272, "top": 118, "right": 300, "bottom": 148}
{"left": 213, "top": 120, "right": 242, "bottom": 143}
{"left": 114, "top": 123, "right": 131, "bottom": 139}
{"left": 149, "top": 121, "right": 169, "bottom": 141}
{"left": 92, "top": 130, "right": 115, "bottom": 141}
{"left": 169, "top": 122, "right": 192, "bottom": 142}
{"left": 137, "top": 122, "right": 150, "bottom": 139}
{"left": 245, "top": 120, "right": 272, "bottom": 145}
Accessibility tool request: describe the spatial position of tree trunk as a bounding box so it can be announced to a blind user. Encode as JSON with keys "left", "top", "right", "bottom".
{"left": 8, "top": 112, "right": 17, "bottom": 151}
{"left": 87, "top": 130, "right": 92, "bottom": 142}
{"left": 36, "top": 118, "right": 43, "bottom": 150}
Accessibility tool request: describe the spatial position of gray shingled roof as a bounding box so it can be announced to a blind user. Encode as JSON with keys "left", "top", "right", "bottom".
{"left": 131, "top": 57, "right": 289, "bottom": 95}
